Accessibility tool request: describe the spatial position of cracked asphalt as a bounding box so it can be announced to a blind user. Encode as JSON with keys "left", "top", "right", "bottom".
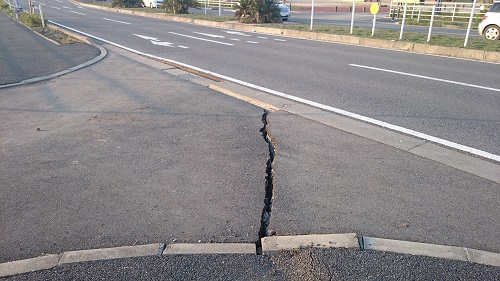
{"left": 1, "top": 11, "right": 499, "bottom": 279}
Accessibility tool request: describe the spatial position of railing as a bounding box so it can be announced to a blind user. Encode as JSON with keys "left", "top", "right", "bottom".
{"left": 388, "top": 1, "right": 491, "bottom": 24}
{"left": 203, "top": 0, "right": 237, "bottom": 7}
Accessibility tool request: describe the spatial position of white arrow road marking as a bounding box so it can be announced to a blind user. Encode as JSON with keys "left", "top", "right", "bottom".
{"left": 225, "top": 31, "right": 251, "bottom": 37}
{"left": 133, "top": 34, "right": 160, "bottom": 41}
{"left": 104, "top": 18, "right": 131, "bottom": 25}
{"left": 70, "top": 11, "right": 85, "bottom": 15}
{"left": 151, "top": 41, "right": 175, "bottom": 47}
{"left": 193, "top": 32, "right": 225, "bottom": 38}
{"left": 168, "top": 32, "right": 233, "bottom": 46}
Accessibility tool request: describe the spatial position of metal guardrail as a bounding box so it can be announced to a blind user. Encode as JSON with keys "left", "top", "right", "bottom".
{"left": 388, "top": 1, "right": 491, "bottom": 23}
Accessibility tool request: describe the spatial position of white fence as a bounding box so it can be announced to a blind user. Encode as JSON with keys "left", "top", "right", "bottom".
{"left": 388, "top": 1, "right": 491, "bottom": 23}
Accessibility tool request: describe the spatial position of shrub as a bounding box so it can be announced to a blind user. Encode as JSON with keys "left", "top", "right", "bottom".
{"left": 161, "top": 0, "right": 199, "bottom": 14}
{"left": 234, "top": 0, "right": 281, "bottom": 24}
{"left": 111, "top": 0, "right": 143, "bottom": 8}
{"left": 19, "top": 12, "right": 44, "bottom": 27}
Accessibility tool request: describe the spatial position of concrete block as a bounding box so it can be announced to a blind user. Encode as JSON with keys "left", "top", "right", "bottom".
{"left": 261, "top": 233, "right": 359, "bottom": 255}
{"left": 465, "top": 248, "right": 500, "bottom": 267}
{"left": 0, "top": 255, "right": 59, "bottom": 278}
{"left": 163, "top": 243, "right": 256, "bottom": 255}
{"left": 59, "top": 244, "right": 158, "bottom": 265}
{"left": 362, "top": 237, "right": 468, "bottom": 261}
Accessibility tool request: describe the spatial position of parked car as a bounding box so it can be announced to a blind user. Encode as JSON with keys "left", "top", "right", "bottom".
{"left": 278, "top": 2, "right": 290, "bottom": 21}
{"left": 142, "top": 0, "right": 163, "bottom": 8}
{"left": 478, "top": 1, "right": 500, "bottom": 40}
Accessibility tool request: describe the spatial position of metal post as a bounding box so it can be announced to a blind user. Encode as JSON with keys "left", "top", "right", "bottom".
{"left": 350, "top": 1, "right": 355, "bottom": 34}
{"left": 218, "top": 0, "right": 221, "bottom": 16}
{"left": 399, "top": 2, "right": 407, "bottom": 40}
{"left": 464, "top": 0, "right": 477, "bottom": 47}
{"left": 39, "top": 5, "right": 45, "bottom": 27}
{"left": 371, "top": 13, "right": 376, "bottom": 36}
{"left": 427, "top": 5, "right": 435, "bottom": 42}
{"left": 204, "top": 0, "right": 206, "bottom": 14}
{"left": 451, "top": 3, "right": 457, "bottom": 21}
{"left": 417, "top": 7, "right": 421, "bottom": 23}
{"left": 310, "top": 0, "right": 315, "bottom": 30}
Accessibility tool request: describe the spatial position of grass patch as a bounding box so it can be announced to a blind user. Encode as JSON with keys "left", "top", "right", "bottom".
{"left": 34, "top": 27, "right": 82, "bottom": 44}
{"left": 266, "top": 23, "right": 500, "bottom": 52}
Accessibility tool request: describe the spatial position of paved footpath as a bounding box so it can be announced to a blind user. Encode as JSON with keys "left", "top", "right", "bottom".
{"left": 1, "top": 9, "right": 499, "bottom": 280}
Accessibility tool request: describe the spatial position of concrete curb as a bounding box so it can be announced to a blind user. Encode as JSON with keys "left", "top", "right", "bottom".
{"left": 0, "top": 37, "right": 107, "bottom": 89}
{"left": 1, "top": 237, "right": 498, "bottom": 277}
{"left": 71, "top": 0, "right": 500, "bottom": 63}
{"left": 261, "top": 233, "right": 359, "bottom": 255}
{"left": 361, "top": 237, "right": 500, "bottom": 267}
{"left": 0, "top": 243, "right": 256, "bottom": 278}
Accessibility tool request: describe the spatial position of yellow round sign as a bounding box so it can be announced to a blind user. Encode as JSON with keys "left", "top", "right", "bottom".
{"left": 370, "top": 3, "right": 379, "bottom": 15}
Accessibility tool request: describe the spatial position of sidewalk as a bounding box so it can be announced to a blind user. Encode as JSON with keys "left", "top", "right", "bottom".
{"left": 0, "top": 9, "right": 499, "bottom": 280}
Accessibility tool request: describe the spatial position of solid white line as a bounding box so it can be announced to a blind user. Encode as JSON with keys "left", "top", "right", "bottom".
{"left": 350, "top": 64, "right": 500, "bottom": 92}
{"left": 103, "top": 18, "right": 131, "bottom": 25}
{"left": 229, "top": 38, "right": 241, "bottom": 41}
{"left": 70, "top": 11, "right": 85, "bottom": 15}
{"left": 168, "top": 32, "right": 233, "bottom": 45}
{"left": 193, "top": 32, "right": 224, "bottom": 38}
{"left": 46, "top": 21, "right": 500, "bottom": 163}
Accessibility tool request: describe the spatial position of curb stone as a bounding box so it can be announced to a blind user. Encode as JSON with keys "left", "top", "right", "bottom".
{"left": 1, "top": 238, "right": 498, "bottom": 277}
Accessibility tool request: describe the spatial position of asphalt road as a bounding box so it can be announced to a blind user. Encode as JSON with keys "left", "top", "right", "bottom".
{"left": 1, "top": 10, "right": 499, "bottom": 279}
{"left": 0, "top": 46, "right": 268, "bottom": 263}
{"left": 31, "top": 0, "right": 500, "bottom": 158}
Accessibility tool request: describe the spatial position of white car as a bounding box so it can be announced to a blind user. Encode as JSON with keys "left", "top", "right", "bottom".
{"left": 478, "top": 1, "right": 500, "bottom": 40}
{"left": 143, "top": 0, "right": 163, "bottom": 8}
{"left": 278, "top": 2, "right": 290, "bottom": 21}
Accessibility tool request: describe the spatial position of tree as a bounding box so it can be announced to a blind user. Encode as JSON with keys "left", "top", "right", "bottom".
{"left": 161, "top": 0, "right": 200, "bottom": 14}
{"left": 111, "top": 0, "right": 143, "bottom": 8}
{"left": 234, "top": 0, "right": 282, "bottom": 24}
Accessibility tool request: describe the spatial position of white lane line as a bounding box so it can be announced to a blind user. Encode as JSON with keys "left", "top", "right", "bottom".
{"left": 246, "top": 41, "right": 258, "bottom": 44}
{"left": 62, "top": 6, "right": 71, "bottom": 9}
{"left": 229, "top": 38, "right": 241, "bottom": 41}
{"left": 274, "top": 39, "right": 287, "bottom": 42}
{"left": 257, "top": 36, "right": 268, "bottom": 39}
{"left": 225, "top": 30, "right": 251, "bottom": 37}
{"left": 168, "top": 32, "right": 233, "bottom": 46}
{"left": 70, "top": 10, "right": 86, "bottom": 15}
{"left": 178, "top": 45, "right": 189, "bottom": 49}
{"left": 350, "top": 64, "right": 500, "bottom": 93}
{"left": 46, "top": 21, "right": 500, "bottom": 163}
{"left": 51, "top": 6, "right": 60, "bottom": 9}
{"left": 39, "top": 3, "right": 45, "bottom": 5}
{"left": 103, "top": 18, "right": 131, "bottom": 25}
{"left": 193, "top": 32, "right": 225, "bottom": 38}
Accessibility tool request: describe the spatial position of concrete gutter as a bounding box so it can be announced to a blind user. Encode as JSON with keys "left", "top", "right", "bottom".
{"left": 71, "top": 0, "right": 500, "bottom": 63}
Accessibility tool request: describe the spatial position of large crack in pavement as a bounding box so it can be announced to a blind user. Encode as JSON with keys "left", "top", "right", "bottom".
{"left": 257, "top": 111, "right": 277, "bottom": 253}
